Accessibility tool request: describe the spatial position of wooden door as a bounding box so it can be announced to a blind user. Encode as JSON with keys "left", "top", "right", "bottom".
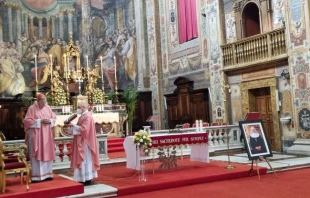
{"left": 253, "top": 88, "right": 275, "bottom": 149}
{"left": 132, "top": 92, "right": 153, "bottom": 132}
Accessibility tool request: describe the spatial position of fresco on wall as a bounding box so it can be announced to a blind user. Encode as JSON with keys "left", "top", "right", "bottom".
{"left": 289, "top": 0, "right": 306, "bottom": 47}
{"left": 225, "top": 12, "right": 236, "bottom": 43}
{"left": 272, "top": 0, "right": 285, "bottom": 28}
{"left": 0, "top": 0, "right": 137, "bottom": 97}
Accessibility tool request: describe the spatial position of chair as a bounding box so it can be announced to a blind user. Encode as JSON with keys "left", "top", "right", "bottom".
{"left": 0, "top": 139, "right": 30, "bottom": 193}
{"left": 182, "top": 123, "right": 190, "bottom": 128}
{"left": 192, "top": 122, "right": 209, "bottom": 129}
{"left": 202, "top": 122, "right": 209, "bottom": 127}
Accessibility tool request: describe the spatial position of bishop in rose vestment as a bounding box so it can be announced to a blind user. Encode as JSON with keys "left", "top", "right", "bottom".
{"left": 68, "top": 102, "right": 100, "bottom": 185}
{"left": 24, "top": 94, "right": 56, "bottom": 182}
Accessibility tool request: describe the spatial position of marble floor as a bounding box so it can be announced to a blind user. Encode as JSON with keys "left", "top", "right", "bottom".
{"left": 58, "top": 152, "right": 310, "bottom": 198}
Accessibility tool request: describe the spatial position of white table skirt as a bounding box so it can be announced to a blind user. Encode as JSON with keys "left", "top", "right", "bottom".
{"left": 123, "top": 134, "right": 209, "bottom": 170}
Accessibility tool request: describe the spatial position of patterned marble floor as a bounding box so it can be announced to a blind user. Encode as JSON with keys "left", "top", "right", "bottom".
{"left": 59, "top": 152, "right": 310, "bottom": 198}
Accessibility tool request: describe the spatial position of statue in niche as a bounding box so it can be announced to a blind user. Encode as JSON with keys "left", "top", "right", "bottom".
{"left": 84, "top": 66, "right": 100, "bottom": 104}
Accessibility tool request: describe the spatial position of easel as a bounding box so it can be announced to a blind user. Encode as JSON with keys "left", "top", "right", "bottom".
{"left": 249, "top": 156, "right": 279, "bottom": 180}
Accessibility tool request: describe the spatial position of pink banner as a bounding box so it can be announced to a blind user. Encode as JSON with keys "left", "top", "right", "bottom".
{"left": 150, "top": 133, "right": 208, "bottom": 148}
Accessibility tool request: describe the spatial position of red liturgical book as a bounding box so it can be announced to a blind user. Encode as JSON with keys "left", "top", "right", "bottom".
{"left": 245, "top": 112, "right": 261, "bottom": 121}
{"left": 64, "top": 114, "right": 77, "bottom": 124}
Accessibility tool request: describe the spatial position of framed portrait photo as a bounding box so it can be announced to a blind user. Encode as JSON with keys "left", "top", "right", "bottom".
{"left": 239, "top": 120, "right": 273, "bottom": 160}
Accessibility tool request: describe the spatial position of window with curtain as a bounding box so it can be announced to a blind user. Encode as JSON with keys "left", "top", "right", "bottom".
{"left": 178, "top": 0, "right": 198, "bottom": 44}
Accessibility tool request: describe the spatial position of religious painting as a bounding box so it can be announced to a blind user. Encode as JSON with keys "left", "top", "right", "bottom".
{"left": 0, "top": 0, "right": 137, "bottom": 98}
{"left": 239, "top": 120, "right": 273, "bottom": 160}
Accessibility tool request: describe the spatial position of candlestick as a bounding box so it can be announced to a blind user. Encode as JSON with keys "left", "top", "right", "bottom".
{"left": 50, "top": 54, "right": 53, "bottom": 80}
{"left": 100, "top": 56, "right": 105, "bottom": 94}
{"left": 100, "top": 56, "right": 103, "bottom": 81}
{"left": 67, "top": 56, "right": 70, "bottom": 79}
{"left": 34, "top": 55, "right": 37, "bottom": 82}
{"left": 114, "top": 56, "right": 116, "bottom": 81}
{"left": 86, "top": 55, "right": 89, "bottom": 79}
{"left": 64, "top": 54, "right": 67, "bottom": 80}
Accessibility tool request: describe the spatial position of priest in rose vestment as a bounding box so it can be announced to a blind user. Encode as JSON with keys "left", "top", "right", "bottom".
{"left": 66, "top": 102, "right": 100, "bottom": 185}
{"left": 24, "top": 93, "right": 56, "bottom": 182}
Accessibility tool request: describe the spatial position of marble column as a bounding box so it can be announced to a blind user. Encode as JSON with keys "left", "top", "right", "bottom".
{"left": 38, "top": 17, "right": 43, "bottom": 38}
{"left": 58, "top": 11, "right": 64, "bottom": 40}
{"left": 146, "top": 0, "right": 163, "bottom": 129}
{"left": 46, "top": 17, "right": 51, "bottom": 39}
{"left": 134, "top": 0, "right": 146, "bottom": 90}
{"left": 67, "top": 10, "right": 74, "bottom": 39}
{"left": 7, "top": 4, "right": 13, "bottom": 42}
{"left": 24, "top": 13, "right": 29, "bottom": 38}
{"left": 51, "top": 16, "right": 56, "bottom": 39}
{"left": 16, "top": 7, "right": 22, "bottom": 54}
{"left": 29, "top": 16, "right": 34, "bottom": 39}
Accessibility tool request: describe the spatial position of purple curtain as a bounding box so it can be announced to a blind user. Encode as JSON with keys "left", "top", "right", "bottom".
{"left": 178, "top": 0, "right": 198, "bottom": 44}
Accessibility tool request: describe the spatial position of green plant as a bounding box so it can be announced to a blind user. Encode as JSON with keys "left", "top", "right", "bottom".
{"left": 21, "top": 97, "right": 33, "bottom": 107}
{"left": 122, "top": 87, "right": 138, "bottom": 133}
{"left": 107, "top": 90, "right": 115, "bottom": 102}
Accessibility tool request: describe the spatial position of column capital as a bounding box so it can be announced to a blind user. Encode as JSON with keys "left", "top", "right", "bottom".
{"left": 58, "top": 10, "right": 66, "bottom": 15}
{"left": 37, "top": 16, "right": 43, "bottom": 21}
{"left": 14, "top": 5, "right": 22, "bottom": 10}
{"left": 51, "top": 15, "right": 56, "bottom": 20}
{"left": 5, "top": 3, "right": 14, "bottom": 9}
{"left": 66, "top": 9, "right": 75, "bottom": 15}
{"left": 24, "top": 13, "right": 29, "bottom": 17}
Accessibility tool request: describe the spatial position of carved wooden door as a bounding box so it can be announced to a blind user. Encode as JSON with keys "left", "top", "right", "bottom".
{"left": 254, "top": 87, "right": 275, "bottom": 149}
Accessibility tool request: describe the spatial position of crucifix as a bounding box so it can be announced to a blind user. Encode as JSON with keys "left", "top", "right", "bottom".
{"left": 77, "top": 78, "right": 83, "bottom": 96}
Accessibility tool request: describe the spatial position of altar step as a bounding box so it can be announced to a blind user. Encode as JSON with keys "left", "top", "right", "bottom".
{"left": 107, "top": 138, "right": 125, "bottom": 153}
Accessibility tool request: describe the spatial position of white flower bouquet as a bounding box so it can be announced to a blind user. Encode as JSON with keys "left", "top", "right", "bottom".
{"left": 132, "top": 130, "right": 152, "bottom": 156}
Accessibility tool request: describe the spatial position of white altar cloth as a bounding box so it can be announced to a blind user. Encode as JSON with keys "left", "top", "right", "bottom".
{"left": 55, "top": 112, "right": 119, "bottom": 126}
{"left": 123, "top": 132, "right": 209, "bottom": 170}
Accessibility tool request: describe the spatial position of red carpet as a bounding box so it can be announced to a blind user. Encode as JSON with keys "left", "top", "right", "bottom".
{"left": 108, "top": 151, "right": 126, "bottom": 159}
{"left": 0, "top": 174, "right": 83, "bottom": 198}
{"left": 96, "top": 157, "right": 267, "bottom": 196}
{"left": 119, "top": 168, "right": 310, "bottom": 198}
{"left": 107, "top": 138, "right": 125, "bottom": 154}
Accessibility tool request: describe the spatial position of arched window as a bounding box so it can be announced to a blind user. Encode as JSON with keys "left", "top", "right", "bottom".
{"left": 242, "top": 3, "right": 260, "bottom": 38}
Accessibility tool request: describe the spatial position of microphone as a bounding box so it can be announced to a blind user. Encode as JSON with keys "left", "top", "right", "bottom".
{"left": 64, "top": 114, "right": 78, "bottom": 124}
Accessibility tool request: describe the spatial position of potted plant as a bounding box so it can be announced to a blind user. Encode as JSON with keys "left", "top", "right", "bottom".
{"left": 122, "top": 87, "right": 138, "bottom": 134}
{"left": 107, "top": 90, "right": 115, "bottom": 104}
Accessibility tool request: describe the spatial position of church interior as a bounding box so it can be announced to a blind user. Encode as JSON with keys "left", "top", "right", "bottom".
{"left": 0, "top": 0, "right": 310, "bottom": 197}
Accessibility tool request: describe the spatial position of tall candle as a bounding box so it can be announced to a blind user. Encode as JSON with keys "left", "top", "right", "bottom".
{"left": 67, "top": 56, "right": 70, "bottom": 79}
{"left": 34, "top": 55, "right": 37, "bottom": 82}
{"left": 100, "top": 56, "right": 103, "bottom": 82}
{"left": 50, "top": 54, "right": 53, "bottom": 79}
{"left": 63, "top": 54, "right": 67, "bottom": 79}
{"left": 114, "top": 56, "right": 116, "bottom": 81}
{"left": 86, "top": 55, "right": 89, "bottom": 79}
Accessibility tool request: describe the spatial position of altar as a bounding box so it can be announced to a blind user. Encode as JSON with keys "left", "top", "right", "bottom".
{"left": 54, "top": 112, "right": 121, "bottom": 137}
{"left": 123, "top": 132, "right": 209, "bottom": 170}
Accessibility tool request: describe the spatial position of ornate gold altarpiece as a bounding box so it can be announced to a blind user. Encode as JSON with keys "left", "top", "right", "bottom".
{"left": 40, "top": 33, "right": 127, "bottom": 137}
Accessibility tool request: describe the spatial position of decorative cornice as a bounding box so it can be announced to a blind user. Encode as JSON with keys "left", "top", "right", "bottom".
{"left": 233, "top": 0, "right": 260, "bottom": 13}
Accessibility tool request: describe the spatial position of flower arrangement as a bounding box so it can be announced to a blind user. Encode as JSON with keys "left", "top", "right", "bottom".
{"left": 132, "top": 130, "right": 152, "bottom": 156}
{"left": 93, "top": 88, "right": 104, "bottom": 104}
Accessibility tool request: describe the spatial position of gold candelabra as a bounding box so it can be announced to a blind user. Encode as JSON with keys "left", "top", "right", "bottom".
{"left": 114, "top": 80, "right": 119, "bottom": 104}
{"left": 34, "top": 80, "right": 38, "bottom": 99}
